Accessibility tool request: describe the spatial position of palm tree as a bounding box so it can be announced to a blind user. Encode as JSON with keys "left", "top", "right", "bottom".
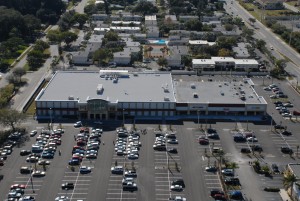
{"left": 283, "top": 171, "right": 297, "bottom": 196}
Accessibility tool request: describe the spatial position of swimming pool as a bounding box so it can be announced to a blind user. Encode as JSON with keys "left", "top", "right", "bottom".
{"left": 156, "top": 39, "right": 166, "bottom": 44}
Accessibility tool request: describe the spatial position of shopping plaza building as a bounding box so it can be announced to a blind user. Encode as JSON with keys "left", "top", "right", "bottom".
{"left": 35, "top": 70, "right": 267, "bottom": 121}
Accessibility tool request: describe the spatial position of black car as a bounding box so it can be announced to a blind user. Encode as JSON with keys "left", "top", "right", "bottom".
{"left": 207, "top": 133, "right": 220, "bottom": 139}
{"left": 233, "top": 135, "right": 246, "bottom": 142}
{"left": 207, "top": 128, "right": 217, "bottom": 134}
{"left": 274, "top": 125, "right": 285, "bottom": 130}
{"left": 251, "top": 145, "right": 263, "bottom": 152}
{"left": 167, "top": 148, "right": 178, "bottom": 154}
{"left": 20, "top": 150, "right": 31, "bottom": 156}
{"left": 281, "top": 130, "right": 292, "bottom": 136}
{"left": 171, "top": 179, "right": 185, "bottom": 188}
{"left": 271, "top": 164, "right": 280, "bottom": 174}
{"left": 281, "top": 146, "right": 293, "bottom": 154}
{"left": 61, "top": 182, "right": 74, "bottom": 190}
{"left": 241, "top": 148, "right": 251, "bottom": 153}
{"left": 224, "top": 177, "right": 240, "bottom": 186}
{"left": 20, "top": 167, "right": 33, "bottom": 174}
{"left": 210, "top": 189, "right": 225, "bottom": 197}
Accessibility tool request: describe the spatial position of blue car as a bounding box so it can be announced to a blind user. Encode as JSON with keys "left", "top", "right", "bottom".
{"left": 41, "top": 153, "right": 54, "bottom": 159}
{"left": 68, "top": 158, "right": 80, "bottom": 166}
{"left": 72, "top": 149, "right": 85, "bottom": 155}
{"left": 80, "top": 166, "right": 92, "bottom": 174}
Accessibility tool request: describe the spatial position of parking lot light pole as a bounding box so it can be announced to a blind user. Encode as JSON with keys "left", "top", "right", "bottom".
{"left": 270, "top": 113, "right": 273, "bottom": 131}
{"left": 122, "top": 109, "right": 125, "bottom": 127}
{"left": 30, "top": 175, "right": 35, "bottom": 193}
{"left": 197, "top": 110, "right": 200, "bottom": 129}
{"left": 50, "top": 108, "right": 52, "bottom": 130}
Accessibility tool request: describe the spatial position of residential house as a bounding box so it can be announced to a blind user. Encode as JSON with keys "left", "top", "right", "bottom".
{"left": 256, "top": 0, "right": 284, "bottom": 10}
{"left": 113, "top": 47, "right": 140, "bottom": 65}
{"left": 147, "top": 26, "right": 160, "bottom": 38}
{"left": 92, "top": 14, "right": 109, "bottom": 21}
{"left": 166, "top": 46, "right": 189, "bottom": 68}
{"left": 189, "top": 40, "right": 216, "bottom": 46}
{"left": 123, "top": 14, "right": 142, "bottom": 21}
{"left": 145, "top": 15, "right": 157, "bottom": 26}
{"left": 167, "top": 37, "right": 189, "bottom": 46}
{"left": 179, "top": 16, "right": 199, "bottom": 22}
{"left": 165, "top": 15, "right": 178, "bottom": 23}
{"left": 72, "top": 43, "right": 101, "bottom": 66}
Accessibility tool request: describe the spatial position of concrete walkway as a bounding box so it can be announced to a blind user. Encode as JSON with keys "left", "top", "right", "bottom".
{"left": 279, "top": 189, "right": 292, "bottom": 201}
{"left": 284, "top": 2, "right": 299, "bottom": 12}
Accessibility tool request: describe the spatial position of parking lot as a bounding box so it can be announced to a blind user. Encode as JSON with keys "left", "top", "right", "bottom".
{"left": 0, "top": 75, "right": 300, "bottom": 201}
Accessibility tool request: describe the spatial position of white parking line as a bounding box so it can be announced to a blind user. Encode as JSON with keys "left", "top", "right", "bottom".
{"left": 58, "top": 192, "right": 88, "bottom": 195}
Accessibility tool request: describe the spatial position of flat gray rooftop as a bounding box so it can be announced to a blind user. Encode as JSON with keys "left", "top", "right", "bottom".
{"left": 174, "top": 80, "right": 266, "bottom": 104}
{"left": 38, "top": 71, "right": 176, "bottom": 103}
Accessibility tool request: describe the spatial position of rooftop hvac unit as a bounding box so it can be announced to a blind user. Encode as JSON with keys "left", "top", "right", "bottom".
{"left": 68, "top": 95, "right": 74, "bottom": 100}
{"left": 164, "top": 97, "right": 170, "bottom": 101}
{"left": 97, "top": 84, "right": 104, "bottom": 94}
{"left": 191, "top": 83, "right": 196, "bottom": 89}
{"left": 193, "top": 93, "right": 198, "bottom": 98}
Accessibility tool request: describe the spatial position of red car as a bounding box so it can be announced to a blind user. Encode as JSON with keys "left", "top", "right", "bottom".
{"left": 11, "top": 184, "right": 26, "bottom": 190}
{"left": 293, "top": 110, "right": 300, "bottom": 116}
{"left": 77, "top": 140, "right": 86, "bottom": 147}
{"left": 199, "top": 139, "right": 209, "bottom": 145}
{"left": 72, "top": 155, "right": 83, "bottom": 162}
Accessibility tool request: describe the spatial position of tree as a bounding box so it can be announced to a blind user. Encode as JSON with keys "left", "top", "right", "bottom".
{"left": 184, "top": 19, "right": 203, "bottom": 31}
{"left": 61, "top": 31, "right": 78, "bottom": 47}
{"left": 93, "top": 49, "right": 113, "bottom": 65}
{"left": 157, "top": 57, "right": 168, "bottom": 69}
{"left": 256, "top": 39, "right": 266, "bottom": 51}
{"left": 218, "top": 48, "right": 231, "bottom": 57}
{"left": 47, "top": 30, "right": 63, "bottom": 43}
{"left": 275, "top": 59, "right": 287, "bottom": 72}
{"left": 132, "top": 1, "right": 158, "bottom": 15}
{"left": 73, "top": 13, "right": 88, "bottom": 29}
{"left": 283, "top": 171, "right": 297, "bottom": 196}
{"left": 0, "top": 109, "right": 26, "bottom": 131}
{"left": 224, "top": 24, "right": 234, "bottom": 31}
{"left": 12, "top": 68, "right": 26, "bottom": 83}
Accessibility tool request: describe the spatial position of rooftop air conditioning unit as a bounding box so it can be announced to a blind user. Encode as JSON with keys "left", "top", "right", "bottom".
{"left": 68, "top": 95, "right": 74, "bottom": 100}
{"left": 164, "top": 97, "right": 170, "bottom": 101}
{"left": 191, "top": 83, "right": 196, "bottom": 89}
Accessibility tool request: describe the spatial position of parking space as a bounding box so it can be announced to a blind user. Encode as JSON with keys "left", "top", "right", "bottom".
{"left": 192, "top": 127, "right": 223, "bottom": 199}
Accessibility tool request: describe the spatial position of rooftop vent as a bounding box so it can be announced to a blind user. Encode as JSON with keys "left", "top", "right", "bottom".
{"left": 191, "top": 83, "right": 196, "bottom": 89}
{"left": 113, "top": 78, "right": 118, "bottom": 83}
{"left": 68, "top": 95, "right": 74, "bottom": 100}
{"left": 133, "top": 73, "right": 138, "bottom": 76}
{"left": 164, "top": 97, "right": 170, "bottom": 101}
{"left": 193, "top": 93, "right": 198, "bottom": 98}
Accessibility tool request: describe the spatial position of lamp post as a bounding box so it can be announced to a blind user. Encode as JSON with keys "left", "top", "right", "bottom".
{"left": 122, "top": 109, "right": 125, "bottom": 127}
{"left": 197, "top": 110, "right": 200, "bottom": 129}
{"left": 270, "top": 113, "right": 273, "bottom": 131}
{"left": 49, "top": 108, "right": 52, "bottom": 130}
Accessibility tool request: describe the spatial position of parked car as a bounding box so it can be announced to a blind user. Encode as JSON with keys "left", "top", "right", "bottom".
{"left": 271, "top": 164, "right": 280, "bottom": 174}
{"left": 199, "top": 139, "right": 209, "bottom": 145}
{"left": 31, "top": 170, "right": 45, "bottom": 177}
{"left": 123, "top": 182, "right": 138, "bottom": 191}
{"left": 221, "top": 169, "right": 234, "bottom": 176}
{"left": 167, "top": 148, "right": 178, "bottom": 154}
{"left": 74, "top": 121, "right": 82, "bottom": 128}
{"left": 170, "top": 185, "right": 183, "bottom": 192}
{"left": 207, "top": 133, "right": 219, "bottom": 139}
{"left": 274, "top": 125, "right": 285, "bottom": 130}
{"left": 79, "top": 166, "right": 92, "bottom": 174}
{"left": 124, "top": 170, "right": 137, "bottom": 178}
{"left": 61, "top": 182, "right": 74, "bottom": 190}
{"left": 171, "top": 179, "right": 185, "bottom": 188}
{"left": 167, "top": 139, "right": 178, "bottom": 144}
{"left": 111, "top": 166, "right": 124, "bottom": 174}
{"left": 205, "top": 166, "right": 218, "bottom": 172}
{"left": 281, "top": 146, "right": 293, "bottom": 154}
{"left": 241, "top": 148, "right": 251, "bottom": 153}
{"left": 30, "top": 130, "right": 37, "bottom": 137}
{"left": 210, "top": 189, "right": 225, "bottom": 197}
{"left": 250, "top": 145, "right": 263, "bottom": 152}
{"left": 169, "top": 196, "right": 186, "bottom": 201}
{"left": 20, "top": 150, "right": 31, "bottom": 156}
{"left": 224, "top": 177, "right": 240, "bottom": 185}
{"left": 19, "top": 196, "right": 35, "bottom": 201}
{"left": 20, "top": 166, "right": 33, "bottom": 174}
{"left": 281, "top": 130, "right": 292, "bottom": 136}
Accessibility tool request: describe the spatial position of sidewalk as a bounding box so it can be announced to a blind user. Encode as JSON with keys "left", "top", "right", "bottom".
{"left": 279, "top": 189, "right": 292, "bottom": 201}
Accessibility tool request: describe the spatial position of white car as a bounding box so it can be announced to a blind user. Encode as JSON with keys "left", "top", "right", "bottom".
{"left": 30, "top": 130, "right": 37, "bottom": 137}
{"left": 74, "top": 121, "right": 82, "bottom": 128}
{"left": 128, "top": 153, "right": 139, "bottom": 160}
{"left": 270, "top": 95, "right": 277, "bottom": 99}
{"left": 32, "top": 170, "right": 46, "bottom": 177}
{"left": 282, "top": 113, "right": 292, "bottom": 117}
{"left": 169, "top": 196, "right": 187, "bottom": 201}
{"left": 247, "top": 137, "right": 258, "bottom": 142}
{"left": 19, "top": 196, "right": 35, "bottom": 201}
{"left": 170, "top": 185, "right": 183, "bottom": 191}
{"left": 263, "top": 87, "right": 271, "bottom": 91}
{"left": 55, "top": 196, "right": 69, "bottom": 201}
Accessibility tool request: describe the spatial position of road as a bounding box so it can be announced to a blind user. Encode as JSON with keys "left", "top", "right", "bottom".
{"left": 226, "top": 0, "right": 300, "bottom": 77}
